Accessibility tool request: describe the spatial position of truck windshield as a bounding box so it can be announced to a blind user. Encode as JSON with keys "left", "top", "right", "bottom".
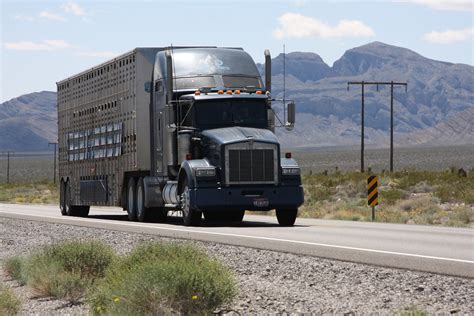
{"left": 194, "top": 99, "right": 268, "bottom": 130}
{"left": 173, "top": 48, "right": 260, "bottom": 77}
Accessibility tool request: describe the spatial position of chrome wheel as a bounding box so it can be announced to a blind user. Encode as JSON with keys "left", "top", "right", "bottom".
{"left": 180, "top": 179, "right": 201, "bottom": 226}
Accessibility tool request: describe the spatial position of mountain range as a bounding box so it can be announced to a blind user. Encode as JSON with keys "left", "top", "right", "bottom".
{"left": 0, "top": 42, "right": 473, "bottom": 151}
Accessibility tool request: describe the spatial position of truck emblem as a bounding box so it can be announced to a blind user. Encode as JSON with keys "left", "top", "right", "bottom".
{"left": 247, "top": 136, "right": 254, "bottom": 148}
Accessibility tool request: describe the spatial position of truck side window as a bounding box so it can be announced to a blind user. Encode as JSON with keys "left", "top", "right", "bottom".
{"left": 179, "top": 102, "right": 193, "bottom": 127}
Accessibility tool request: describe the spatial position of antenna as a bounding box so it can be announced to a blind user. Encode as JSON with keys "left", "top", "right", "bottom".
{"left": 283, "top": 44, "right": 286, "bottom": 122}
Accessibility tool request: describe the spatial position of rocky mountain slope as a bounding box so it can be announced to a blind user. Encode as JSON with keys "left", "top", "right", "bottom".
{"left": 1, "top": 42, "right": 472, "bottom": 151}
{"left": 0, "top": 91, "right": 57, "bottom": 151}
{"left": 264, "top": 42, "right": 473, "bottom": 147}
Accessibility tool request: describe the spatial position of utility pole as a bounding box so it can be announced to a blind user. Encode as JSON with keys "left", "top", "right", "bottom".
{"left": 361, "top": 82, "right": 365, "bottom": 173}
{"left": 1, "top": 151, "right": 14, "bottom": 183}
{"left": 49, "top": 142, "right": 58, "bottom": 184}
{"left": 348, "top": 81, "right": 407, "bottom": 172}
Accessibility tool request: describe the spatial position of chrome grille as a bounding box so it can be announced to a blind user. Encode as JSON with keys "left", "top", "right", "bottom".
{"left": 228, "top": 149, "right": 274, "bottom": 183}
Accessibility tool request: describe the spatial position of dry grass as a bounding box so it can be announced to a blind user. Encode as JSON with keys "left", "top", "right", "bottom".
{"left": 300, "top": 170, "right": 474, "bottom": 227}
{"left": 0, "top": 181, "right": 58, "bottom": 204}
{"left": 0, "top": 286, "right": 21, "bottom": 316}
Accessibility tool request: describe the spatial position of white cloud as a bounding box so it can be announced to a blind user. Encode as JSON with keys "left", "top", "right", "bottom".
{"left": 39, "top": 10, "right": 66, "bottom": 22}
{"left": 273, "top": 13, "right": 375, "bottom": 39}
{"left": 77, "top": 51, "right": 119, "bottom": 58}
{"left": 423, "top": 28, "right": 474, "bottom": 44}
{"left": 61, "top": 2, "right": 87, "bottom": 16}
{"left": 4, "top": 40, "right": 73, "bottom": 51}
{"left": 402, "top": 0, "right": 473, "bottom": 11}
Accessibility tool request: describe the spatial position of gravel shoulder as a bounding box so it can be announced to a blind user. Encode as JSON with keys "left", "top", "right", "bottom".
{"left": 1, "top": 218, "right": 473, "bottom": 314}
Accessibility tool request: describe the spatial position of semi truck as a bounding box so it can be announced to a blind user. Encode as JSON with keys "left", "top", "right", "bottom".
{"left": 56, "top": 46, "right": 304, "bottom": 226}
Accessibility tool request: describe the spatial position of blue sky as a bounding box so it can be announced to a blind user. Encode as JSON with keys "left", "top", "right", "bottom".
{"left": 1, "top": 0, "right": 473, "bottom": 102}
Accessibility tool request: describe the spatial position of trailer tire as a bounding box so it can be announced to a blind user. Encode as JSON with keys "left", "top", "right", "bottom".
{"left": 180, "top": 178, "right": 201, "bottom": 226}
{"left": 276, "top": 208, "right": 297, "bottom": 226}
{"left": 136, "top": 177, "right": 167, "bottom": 223}
{"left": 60, "top": 180, "right": 66, "bottom": 215}
{"left": 127, "top": 178, "right": 137, "bottom": 221}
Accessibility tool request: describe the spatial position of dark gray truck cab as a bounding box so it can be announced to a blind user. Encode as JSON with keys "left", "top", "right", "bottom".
{"left": 149, "top": 47, "right": 304, "bottom": 225}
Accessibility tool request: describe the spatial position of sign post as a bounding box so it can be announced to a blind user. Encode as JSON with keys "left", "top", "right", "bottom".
{"left": 367, "top": 175, "right": 379, "bottom": 221}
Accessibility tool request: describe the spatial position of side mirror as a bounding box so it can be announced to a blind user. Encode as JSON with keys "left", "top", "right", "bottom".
{"left": 286, "top": 101, "right": 295, "bottom": 130}
{"left": 144, "top": 81, "right": 151, "bottom": 93}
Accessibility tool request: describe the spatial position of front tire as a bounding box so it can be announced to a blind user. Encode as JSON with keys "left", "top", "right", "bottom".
{"left": 276, "top": 208, "right": 297, "bottom": 226}
{"left": 127, "top": 177, "right": 137, "bottom": 221}
{"left": 180, "top": 178, "right": 201, "bottom": 226}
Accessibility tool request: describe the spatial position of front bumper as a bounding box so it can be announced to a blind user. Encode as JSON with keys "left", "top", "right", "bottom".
{"left": 189, "top": 185, "right": 304, "bottom": 211}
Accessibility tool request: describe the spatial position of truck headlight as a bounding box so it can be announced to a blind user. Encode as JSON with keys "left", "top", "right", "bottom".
{"left": 195, "top": 168, "right": 216, "bottom": 177}
{"left": 282, "top": 167, "right": 300, "bottom": 176}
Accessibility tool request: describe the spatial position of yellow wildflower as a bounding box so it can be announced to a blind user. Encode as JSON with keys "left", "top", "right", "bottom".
{"left": 192, "top": 295, "right": 198, "bottom": 300}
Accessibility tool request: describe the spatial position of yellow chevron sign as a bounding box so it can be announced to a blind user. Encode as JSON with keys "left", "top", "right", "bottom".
{"left": 367, "top": 175, "right": 379, "bottom": 207}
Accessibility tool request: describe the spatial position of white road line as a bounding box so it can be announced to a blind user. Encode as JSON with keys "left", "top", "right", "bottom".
{"left": 1, "top": 211, "right": 473, "bottom": 265}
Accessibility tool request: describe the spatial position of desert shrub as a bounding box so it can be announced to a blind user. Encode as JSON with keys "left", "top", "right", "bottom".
{"left": 410, "top": 181, "right": 433, "bottom": 193}
{"left": 88, "top": 243, "right": 237, "bottom": 315}
{"left": 37, "top": 240, "right": 115, "bottom": 279}
{"left": 380, "top": 189, "right": 407, "bottom": 205}
{"left": 396, "top": 306, "right": 427, "bottom": 316}
{"left": 0, "top": 287, "right": 21, "bottom": 316}
{"left": 434, "top": 181, "right": 474, "bottom": 204}
{"left": 3, "top": 257, "right": 27, "bottom": 285}
{"left": 447, "top": 206, "right": 474, "bottom": 226}
{"left": 7, "top": 240, "right": 115, "bottom": 303}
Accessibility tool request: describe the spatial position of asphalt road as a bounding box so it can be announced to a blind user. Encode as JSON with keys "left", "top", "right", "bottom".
{"left": 0, "top": 203, "right": 472, "bottom": 278}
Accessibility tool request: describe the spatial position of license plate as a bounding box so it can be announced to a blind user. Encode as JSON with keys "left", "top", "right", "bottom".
{"left": 253, "top": 198, "right": 269, "bottom": 208}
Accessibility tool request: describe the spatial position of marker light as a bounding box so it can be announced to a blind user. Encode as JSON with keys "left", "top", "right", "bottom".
{"left": 256, "top": 90, "right": 263, "bottom": 94}
{"left": 186, "top": 153, "right": 192, "bottom": 160}
{"left": 218, "top": 90, "right": 224, "bottom": 94}
{"left": 234, "top": 90, "right": 241, "bottom": 94}
{"left": 285, "top": 152, "right": 292, "bottom": 159}
{"left": 226, "top": 90, "right": 233, "bottom": 94}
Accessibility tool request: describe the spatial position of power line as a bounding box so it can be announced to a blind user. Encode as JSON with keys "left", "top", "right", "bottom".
{"left": 348, "top": 81, "right": 408, "bottom": 172}
{"left": 0, "top": 151, "right": 15, "bottom": 183}
{"left": 49, "top": 142, "right": 58, "bottom": 184}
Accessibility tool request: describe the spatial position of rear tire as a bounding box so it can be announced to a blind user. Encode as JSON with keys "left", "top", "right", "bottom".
{"left": 180, "top": 178, "right": 201, "bottom": 226}
{"left": 136, "top": 178, "right": 147, "bottom": 222}
{"left": 276, "top": 208, "right": 297, "bottom": 226}
{"left": 136, "top": 177, "right": 168, "bottom": 223}
{"left": 60, "top": 180, "right": 66, "bottom": 215}
{"left": 127, "top": 178, "right": 137, "bottom": 221}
